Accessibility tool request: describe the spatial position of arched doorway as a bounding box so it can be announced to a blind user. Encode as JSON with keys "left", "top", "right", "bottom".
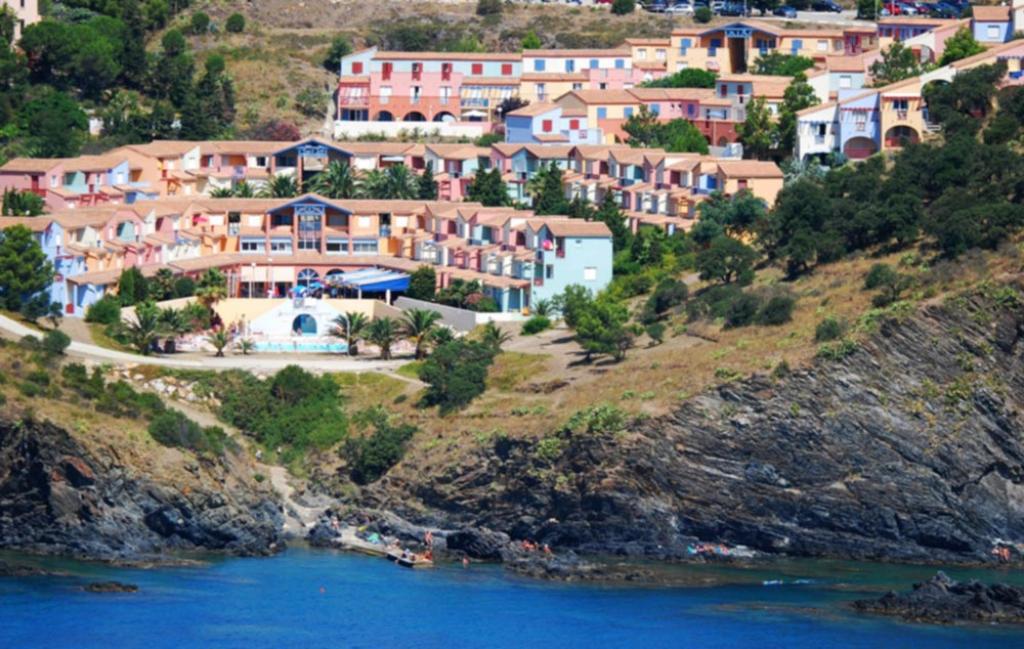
{"left": 404, "top": 111, "right": 426, "bottom": 122}
{"left": 297, "top": 268, "right": 320, "bottom": 288}
{"left": 884, "top": 125, "right": 919, "bottom": 149}
{"left": 292, "top": 314, "right": 317, "bottom": 336}
{"left": 433, "top": 111, "right": 456, "bottom": 123}
{"left": 375, "top": 111, "right": 394, "bottom": 121}
{"left": 843, "top": 136, "right": 878, "bottom": 160}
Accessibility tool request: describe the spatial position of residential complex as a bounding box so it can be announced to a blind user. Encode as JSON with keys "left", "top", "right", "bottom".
{"left": 2, "top": 0, "right": 39, "bottom": 41}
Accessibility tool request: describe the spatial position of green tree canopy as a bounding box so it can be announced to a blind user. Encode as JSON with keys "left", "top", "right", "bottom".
{"left": 939, "top": 27, "right": 985, "bottom": 66}
{"left": 0, "top": 225, "right": 53, "bottom": 311}
{"left": 753, "top": 52, "right": 814, "bottom": 76}
{"left": 640, "top": 68, "right": 716, "bottom": 89}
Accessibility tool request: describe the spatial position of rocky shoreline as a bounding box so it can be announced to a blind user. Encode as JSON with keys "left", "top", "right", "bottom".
{"left": 853, "top": 572, "right": 1024, "bottom": 625}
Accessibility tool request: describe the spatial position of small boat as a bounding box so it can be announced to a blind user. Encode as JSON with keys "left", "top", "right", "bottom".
{"left": 394, "top": 553, "right": 434, "bottom": 569}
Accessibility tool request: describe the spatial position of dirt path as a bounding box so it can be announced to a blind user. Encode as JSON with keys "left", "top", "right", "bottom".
{"left": 267, "top": 465, "right": 327, "bottom": 537}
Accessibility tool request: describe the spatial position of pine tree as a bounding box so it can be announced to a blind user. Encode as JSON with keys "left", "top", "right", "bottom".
{"left": 0, "top": 225, "right": 53, "bottom": 311}
{"left": 418, "top": 162, "right": 439, "bottom": 200}
{"left": 532, "top": 162, "right": 569, "bottom": 215}
{"left": 595, "top": 192, "right": 631, "bottom": 252}
{"left": 466, "top": 168, "right": 509, "bottom": 207}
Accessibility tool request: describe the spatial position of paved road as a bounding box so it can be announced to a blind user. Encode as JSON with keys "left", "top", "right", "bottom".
{"left": 0, "top": 314, "right": 409, "bottom": 374}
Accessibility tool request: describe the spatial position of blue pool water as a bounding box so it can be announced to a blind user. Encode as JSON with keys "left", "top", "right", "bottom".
{"left": 2, "top": 548, "right": 1023, "bottom": 648}
{"left": 252, "top": 341, "right": 348, "bottom": 353}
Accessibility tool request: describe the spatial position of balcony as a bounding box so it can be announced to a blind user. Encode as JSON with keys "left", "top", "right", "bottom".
{"left": 338, "top": 95, "right": 368, "bottom": 107}
{"left": 461, "top": 97, "right": 490, "bottom": 108}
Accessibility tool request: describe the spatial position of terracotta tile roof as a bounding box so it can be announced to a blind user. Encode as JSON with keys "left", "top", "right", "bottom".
{"left": 627, "top": 87, "right": 715, "bottom": 102}
{"left": 536, "top": 218, "right": 612, "bottom": 238}
{"left": 0, "top": 158, "right": 64, "bottom": 173}
{"left": 63, "top": 154, "right": 128, "bottom": 172}
{"left": 563, "top": 89, "right": 639, "bottom": 105}
{"left": 972, "top": 5, "right": 1011, "bottom": 21}
{"left": 825, "top": 55, "right": 867, "bottom": 73}
{"left": 533, "top": 134, "right": 570, "bottom": 143}
{"left": 626, "top": 38, "right": 671, "bottom": 46}
{"left": 520, "top": 72, "right": 588, "bottom": 82}
{"left": 0, "top": 216, "right": 53, "bottom": 232}
{"left": 715, "top": 160, "right": 783, "bottom": 178}
{"left": 634, "top": 61, "right": 668, "bottom": 70}
{"left": 507, "top": 101, "right": 561, "bottom": 117}
{"left": 425, "top": 144, "right": 490, "bottom": 160}
{"left": 462, "top": 76, "right": 521, "bottom": 85}
{"left": 124, "top": 141, "right": 201, "bottom": 158}
{"left": 374, "top": 51, "right": 520, "bottom": 61}
{"left": 199, "top": 141, "right": 295, "bottom": 155}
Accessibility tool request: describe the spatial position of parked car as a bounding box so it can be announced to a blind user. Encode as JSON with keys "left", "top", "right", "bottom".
{"left": 929, "top": 1, "right": 959, "bottom": 17}
{"left": 718, "top": 1, "right": 747, "bottom": 15}
{"left": 811, "top": 0, "right": 843, "bottom": 11}
{"left": 644, "top": 1, "right": 669, "bottom": 11}
{"left": 710, "top": 0, "right": 726, "bottom": 10}
{"left": 773, "top": 4, "right": 798, "bottom": 17}
{"left": 667, "top": 1, "right": 695, "bottom": 14}
{"left": 896, "top": 2, "right": 918, "bottom": 14}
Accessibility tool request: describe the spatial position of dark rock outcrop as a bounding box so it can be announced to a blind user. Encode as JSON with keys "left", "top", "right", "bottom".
{"left": 853, "top": 571, "right": 1024, "bottom": 624}
{"left": 84, "top": 581, "right": 138, "bottom": 593}
{"left": 0, "top": 418, "right": 282, "bottom": 561}
{"left": 364, "top": 286, "right": 1024, "bottom": 564}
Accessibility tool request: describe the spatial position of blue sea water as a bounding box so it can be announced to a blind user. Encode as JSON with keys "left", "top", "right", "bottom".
{"left": 2, "top": 547, "right": 1023, "bottom": 649}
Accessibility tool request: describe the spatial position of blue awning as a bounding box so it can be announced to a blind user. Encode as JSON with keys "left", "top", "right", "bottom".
{"left": 327, "top": 268, "right": 410, "bottom": 293}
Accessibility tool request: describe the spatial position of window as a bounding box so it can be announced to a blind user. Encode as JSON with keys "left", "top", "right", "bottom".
{"left": 687, "top": 103, "right": 696, "bottom": 117}
{"left": 443, "top": 62, "right": 453, "bottom": 80}
{"left": 572, "top": 82, "right": 583, "bottom": 90}
{"left": 988, "top": 25, "right": 1001, "bottom": 40}
{"left": 677, "top": 62, "right": 689, "bottom": 71}
{"left": 656, "top": 49, "right": 666, "bottom": 61}
{"left": 380, "top": 86, "right": 392, "bottom": 104}
{"left": 49, "top": 175, "right": 58, "bottom": 188}
{"left": 597, "top": 107, "right": 607, "bottom": 119}
{"left": 545, "top": 264, "right": 554, "bottom": 279}
{"left": 817, "top": 40, "right": 828, "bottom": 52}
{"left": 790, "top": 39, "right": 802, "bottom": 54}
{"left": 241, "top": 240, "right": 264, "bottom": 253}
{"left": 624, "top": 107, "right": 633, "bottom": 118}
{"left": 679, "top": 38, "right": 691, "bottom": 55}
{"left": 440, "top": 86, "right": 451, "bottom": 105}
{"left": 637, "top": 48, "right": 647, "bottom": 60}
{"left": 357, "top": 216, "right": 371, "bottom": 228}
{"left": 583, "top": 266, "right": 597, "bottom": 281}
{"left": 720, "top": 84, "right": 728, "bottom": 97}
{"left": 411, "top": 86, "right": 421, "bottom": 102}
{"left": 412, "top": 62, "right": 422, "bottom": 80}
{"left": 382, "top": 62, "right": 392, "bottom": 80}
{"left": 737, "top": 179, "right": 748, "bottom": 190}
{"left": 255, "top": 156, "right": 267, "bottom": 167}
{"left": 542, "top": 119, "right": 553, "bottom": 133}
{"left": 270, "top": 240, "right": 292, "bottom": 253}
{"left": 837, "top": 74, "right": 852, "bottom": 89}
{"left": 471, "top": 62, "right": 483, "bottom": 75}
{"left": 854, "top": 112, "right": 865, "bottom": 131}
{"left": 569, "top": 119, "right": 580, "bottom": 130}
{"left": 892, "top": 99, "right": 908, "bottom": 111}
{"left": 326, "top": 240, "right": 348, "bottom": 254}
{"left": 534, "top": 59, "right": 545, "bottom": 72}
{"left": 298, "top": 238, "right": 319, "bottom": 251}
{"left": 353, "top": 240, "right": 378, "bottom": 254}
{"left": 352, "top": 62, "right": 363, "bottom": 74}
{"left": 590, "top": 58, "right": 599, "bottom": 69}
{"left": 710, "top": 39, "right": 721, "bottom": 56}
{"left": 650, "top": 103, "right": 660, "bottom": 115}
{"left": 566, "top": 59, "right": 575, "bottom": 72}
{"left": 818, "top": 122, "right": 829, "bottom": 137}
{"left": 598, "top": 82, "right": 607, "bottom": 90}
{"left": 501, "top": 63, "right": 512, "bottom": 75}
{"left": 614, "top": 59, "right": 624, "bottom": 69}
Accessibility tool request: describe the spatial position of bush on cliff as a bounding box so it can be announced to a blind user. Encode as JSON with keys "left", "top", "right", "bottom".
{"left": 149, "top": 410, "right": 230, "bottom": 456}
{"left": 342, "top": 406, "right": 417, "bottom": 484}
{"left": 418, "top": 339, "right": 496, "bottom": 413}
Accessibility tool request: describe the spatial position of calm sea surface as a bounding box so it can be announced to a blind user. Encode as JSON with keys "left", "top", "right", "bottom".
{"left": 2, "top": 546, "right": 1023, "bottom": 648}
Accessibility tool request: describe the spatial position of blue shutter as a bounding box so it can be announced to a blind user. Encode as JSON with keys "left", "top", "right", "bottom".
{"left": 590, "top": 58, "right": 599, "bottom": 69}
{"left": 597, "top": 107, "right": 607, "bottom": 119}
{"left": 791, "top": 39, "right": 802, "bottom": 55}
{"left": 535, "top": 59, "right": 545, "bottom": 72}
{"left": 679, "top": 38, "right": 691, "bottom": 54}
{"left": 615, "top": 59, "right": 624, "bottom": 69}
{"left": 624, "top": 107, "right": 633, "bottom": 118}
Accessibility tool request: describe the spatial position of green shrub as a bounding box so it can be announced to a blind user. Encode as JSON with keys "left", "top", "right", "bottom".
{"left": 755, "top": 295, "right": 796, "bottom": 326}
{"left": 817, "top": 338, "right": 858, "bottom": 361}
{"left": 190, "top": 11, "right": 210, "bottom": 35}
{"left": 535, "top": 436, "right": 566, "bottom": 463}
{"left": 42, "top": 329, "right": 71, "bottom": 356}
{"left": 26, "top": 369, "right": 49, "bottom": 386}
{"left": 611, "top": 0, "right": 636, "bottom": 14}
{"left": 18, "top": 381, "right": 42, "bottom": 397}
{"left": 85, "top": 295, "right": 121, "bottom": 325}
{"left": 225, "top": 13, "right": 246, "bottom": 33}
{"left": 476, "top": 0, "right": 503, "bottom": 16}
{"left": 62, "top": 363, "right": 105, "bottom": 399}
{"left": 724, "top": 293, "right": 760, "bottom": 328}
{"left": 323, "top": 35, "right": 353, "bottom": 71}
{"left": 149, "top": 410, "right": 229, "bottom": 456}
{"left": 565, "top": 403, "right": 626, "bottom": 436}
{"left": 418, "top": 340, "right": 496, "bottom": 412}
{"left": 173, "top": 276, "right": 195, "bottom": 298}
{"left": 814, "top": 316, "right": 845, "bottom": 342}
{"left": 695, "top": 6, "right": 713, "bottom": 22}
{"left": 864, "top": 263, "right": 896, "bottom": 290}
{"left": 342, "top": 407, "right": 417, "bottom": 484}
{"left": 645, "top": 321, "right": 666, "bottom": 344}
{"left": 521, "top": 315, "right": 552, "bottom": 335}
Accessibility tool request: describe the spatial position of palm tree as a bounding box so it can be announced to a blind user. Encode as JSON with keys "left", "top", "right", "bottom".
{"left": 403, "top": 308, "right": 442, "bottom": 360}
{"left": 196, "top": 282, "right": 227, "bottom": 312}
{"left": 235, "top": 338, "right": 256, "bottom": 355}
{"left": 479, "top": 321, "right": 511, "bottom": 352}
{"left": 233, "top": 181, "right": 255, "bottom": 198}
{"left": 363, "top": 316, "right": 401, "bottom": 360}
{"left": 331, "top": 311, "right": 368, "bottom": 356}
{"left": 532, "top": 298, "right": 555, "bottom": 317}
{"left": 210, "top": 187, "right": 234, "bottom": 198}
{"left": 358, "top": 168, "right": 388, "bottom": 199}
{"left": 310, "top": 160, "right": 357, "bottom": 198}
{"left": 121, "top": 302, "right": 164, "bottom": 355}
{"left": 259, "top": 173, "right": 298, "bottom": 198}
{"left": 207, "top": 329, "right": 230, "bottom": 357}
{"left": 383, "top": 164, "right": 418, "bottom": 199}
{"left": 149, "top": 268, "right": 177, "bottom": 301}
{"left": 430, "top": 326, "right": 455, "bottom": 347}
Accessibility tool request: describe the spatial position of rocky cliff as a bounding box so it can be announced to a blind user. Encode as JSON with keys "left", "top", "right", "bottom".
{"left": 0, "top": 417, "right": 282, "bottom": 561}
{"left": 365, "top": 285, "right": 1024, "bottom": 564}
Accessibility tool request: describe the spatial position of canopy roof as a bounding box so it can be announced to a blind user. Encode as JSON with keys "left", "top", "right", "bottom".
{"left": 327, "top": 267, "right": 410, "bottom": 292}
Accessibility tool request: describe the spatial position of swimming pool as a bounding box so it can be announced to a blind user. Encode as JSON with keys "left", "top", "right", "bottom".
{"left": 252, "top": 340, "right": 349, "bottom": 353}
